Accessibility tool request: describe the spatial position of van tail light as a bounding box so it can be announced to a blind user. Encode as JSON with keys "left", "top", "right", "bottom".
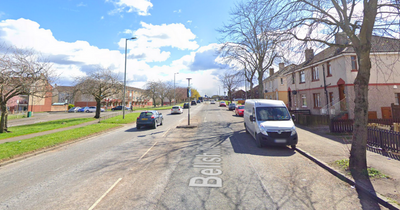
{"left": 137, "top": 117, "right": 140, "bottom": 120}
{"left": 151, "top": 116, "right": 155, "bottom": 119}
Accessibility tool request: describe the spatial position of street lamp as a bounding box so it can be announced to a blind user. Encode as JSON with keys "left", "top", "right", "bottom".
{"left": 187, "top": 78, "right": 191, "bottom": 125}
{"left": 174, "top": 72, "right": 179, "bottom": 105}
{"left": 123, "top": 37, "right": 137, "bottom": 119}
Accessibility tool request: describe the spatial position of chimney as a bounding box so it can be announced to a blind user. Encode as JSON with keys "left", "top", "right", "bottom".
{"left": 269, "top": 68, "right": 274, "bottom": 77}
{"left": 279, "top": 63, "right": 284, "bottom": 71}
{"left": 335, "top": 32, "right": 348, "bottom": 46}
{"left": 305, "top": 48, "right": 314, "bottom": 61}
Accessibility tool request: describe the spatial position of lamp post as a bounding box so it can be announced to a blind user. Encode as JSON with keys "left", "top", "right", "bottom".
{"left": 123, "top": 37, "right": 137, "bottom": 119}
{"left": 187, "top": 78, "right": 191, "bottom": 125}
{"left": 174, "top": 72, "right": 179, "bottom": 105}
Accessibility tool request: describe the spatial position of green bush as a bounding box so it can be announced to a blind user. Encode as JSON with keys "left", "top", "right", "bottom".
{"left": 68, "top": 104, "right": 74, "bottom": 109}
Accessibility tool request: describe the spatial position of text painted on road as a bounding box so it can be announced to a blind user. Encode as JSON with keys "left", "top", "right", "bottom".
{"left": 189, "top": 147, "right": 222, "bottom": 188}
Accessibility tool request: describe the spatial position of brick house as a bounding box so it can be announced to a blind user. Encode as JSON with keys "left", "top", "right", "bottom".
{"left": 285, "top": 34, "right": 400, "bottom": 119}
{"left": 263, "top": 64, "right": 296, "bottom": 107}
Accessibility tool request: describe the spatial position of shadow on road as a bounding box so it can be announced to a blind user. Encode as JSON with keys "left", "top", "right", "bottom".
{"left": 229, "top": 130, "right": 296, "bottom": 157}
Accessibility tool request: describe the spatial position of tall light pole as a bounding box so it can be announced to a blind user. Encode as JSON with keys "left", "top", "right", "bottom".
{"left": 123, "top": 37, "right": 137, "bottom": 119}
{"left": 187, "top": 78, "right": 191, "bottom": 125}
{"left": 174, "top": 72, "right": 179, "bottom": 105}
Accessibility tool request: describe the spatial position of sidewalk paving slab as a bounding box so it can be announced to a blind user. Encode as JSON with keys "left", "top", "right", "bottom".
{"left": 296, "top": 125, "right": 400, "bottom": 208}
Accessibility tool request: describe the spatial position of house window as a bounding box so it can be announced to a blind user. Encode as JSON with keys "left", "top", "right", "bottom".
{"left": 299, "top": 71, "right": 305, "bottom": 83}
{"left": 312, "top": 66, "right": 319, "bottom": 81}
{"left": 395, "top": 93, "right": 400, "bottom": 105}
{"left": 313, "top": 93, "right": 321, "bottom": 108}
{"left": 292, "top": 73, "right": 295, "bottom": 84}
{"left": 301, "top": 94, "right": 307, "bottom": 107}
{"left": 351, "top": 56, "right": 358, "bottom": 71}
{"left": 280, "top": 78, "right": 283, "bottom": 85}
{"left": 329, "top": 92, "right": 334, "bottom": 106}
{"left": 327, "top": 62, "right": 332, "bottom": 76}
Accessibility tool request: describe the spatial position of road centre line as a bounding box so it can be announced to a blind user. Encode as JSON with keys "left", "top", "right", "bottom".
{"left": 139, "top": 141, "right": 158, "bottom": 160}
{"left": 162, "top": 128, "right": 171, "bottom": 137}
{"left": 88, "top": 178, "right": 122, "bottom": 210}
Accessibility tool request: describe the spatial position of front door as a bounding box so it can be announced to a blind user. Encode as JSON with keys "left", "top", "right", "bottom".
{"left": 338, "top": 84, "right": 346, "bottom": 111}
{"left": 381, "top": 107, "right": 392, "bottom": 119}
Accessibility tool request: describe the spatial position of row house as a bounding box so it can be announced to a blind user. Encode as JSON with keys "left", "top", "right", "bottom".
{"left": 284, "top": 33, "right": 400, "bottom": 119}
{"left": 72, "top": 85, "right": 152, "bottom": 109}
{"left": 263, "top": 64, "right": 296, "bottom": 107}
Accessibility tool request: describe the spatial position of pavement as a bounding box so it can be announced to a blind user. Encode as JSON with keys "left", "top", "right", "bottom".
{"left": 296, "top": 125, "right": 400, "bottom": 209}
{"left": 2, "top": 115, "right": 400, "bottom": 209}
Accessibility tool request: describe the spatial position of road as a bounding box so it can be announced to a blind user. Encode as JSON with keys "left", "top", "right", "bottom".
{"left": 0, "top": 103, "right": 362, "bottom": 209}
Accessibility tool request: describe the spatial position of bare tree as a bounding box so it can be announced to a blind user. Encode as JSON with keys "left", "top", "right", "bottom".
{"left": 220, "top": 71, "right": 242, "bottom": 102}
{"left": 164, "top": 81, "right": 175, "bottom": 105}
{"left": 218, "top": 0, "right": 281, "bottom": 99}
{"left": 0, "top": 46, "right": 55, "bottom": 133}
{"left": 273, "top": 0, "right": 400, "bottom": 207}
{"left": 158, "top": 80, "right": 168, "bottom": 106}
{"left": 144, "top": 81, "right": 161, "bottom": 108}
{"left": 74, "top": 67, "right": 122, "bottom": 119}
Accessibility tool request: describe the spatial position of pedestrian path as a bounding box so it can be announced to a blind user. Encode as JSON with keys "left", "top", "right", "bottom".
{"left": 296, "top": 125, "right": 400, "bottom": 208}
{"left": 0, "top": 120, "right": 99, "bottom": 145}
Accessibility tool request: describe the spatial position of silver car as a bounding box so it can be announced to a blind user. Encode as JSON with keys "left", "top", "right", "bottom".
{"left": 171, "top": 106, "right": 183, "bottom": 114}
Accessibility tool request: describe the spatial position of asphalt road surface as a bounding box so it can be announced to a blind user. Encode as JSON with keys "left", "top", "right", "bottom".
{"left": 0, "top": 103, "right": 363, "bottom": 209}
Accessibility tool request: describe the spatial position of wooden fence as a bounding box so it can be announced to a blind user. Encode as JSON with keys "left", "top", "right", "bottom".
{"left": 368, "top": 128, "right": 400, "bottom": 153}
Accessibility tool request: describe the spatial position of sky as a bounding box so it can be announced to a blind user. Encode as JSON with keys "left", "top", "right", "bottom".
{"left": 0, "top": 0, "right": 240, "bottom": 97}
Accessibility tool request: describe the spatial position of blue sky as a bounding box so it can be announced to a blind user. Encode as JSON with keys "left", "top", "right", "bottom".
{"left": 0, "top": 0, "right": 238, "bottom": 96}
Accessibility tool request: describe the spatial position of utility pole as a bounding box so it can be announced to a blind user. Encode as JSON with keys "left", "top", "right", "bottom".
{"left": 187, "top": 78, "right": 191, "bottom": 125}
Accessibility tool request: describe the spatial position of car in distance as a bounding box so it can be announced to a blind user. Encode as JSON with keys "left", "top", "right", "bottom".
{"left": 68, "top": 107, "right": 80, "bottom": 112}
{"left": 111, "top": 106, "right": 129, "bottom": 111}
{"left": 136, "top": 110, "right": 163, "bottom": 129}
{"left": 235, "top": 105, "right": 245, "bottom": 116}
{"left": 219, "top": 101, "right": 226, "bottom": 107}
{"left": 210, "top": 100, "right": 215, "bottom": 104}
{"left": 197, "top": 100, "right": 201, "bottom": 103}
{"left": 171, "top": 106, "right": 183, "bottom": 114}
{"left": 228, "top": 102, "right": 236, "bottom": 110}
{"left": 183, "top": 102, "right": 190, "bottom": 109}
{"left": 191, "top": 100, "right": 197, "bottom": 105}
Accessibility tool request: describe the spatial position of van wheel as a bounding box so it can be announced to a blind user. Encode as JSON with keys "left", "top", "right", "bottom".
{"left": 136, "top": 125, "right": 140, "bottom": 129}
{"left": 153, "top": 122, "right": 157, "bottom": 129}
{"left": 255, "top": 134, "right": 262, "bottom": 148}
{"left": 291, "top": 145, "right": 296, "bottom": 150}
{"left": 160, "top": 119, "right": 163, "bottom": 126}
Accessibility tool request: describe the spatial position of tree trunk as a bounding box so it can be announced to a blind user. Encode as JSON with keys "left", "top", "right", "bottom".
{"left": 0, "top": 102, "right": 9, "bottom": 133}
{"left": 349, "top": 40, "right": 380, "bottom": 209}
{"left": 258, "top": 71, "right": 264, "bottom": 99}
{"left": 95, "top": 100, "right": 101, "bottom": 119}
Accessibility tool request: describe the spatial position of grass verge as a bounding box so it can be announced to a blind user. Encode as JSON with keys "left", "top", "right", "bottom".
{"left": 334, "top": 159, "right": 390, "bottom": 179}
{"left": 0, "top": 123, "right": 120, "bottom": 161}
{"left": 0, "top": 118, "right": 96, "bottom": 140}
{"left": 100, "top": 112, "right": 141, "bottom": 124}
{"left": 133, "top": 103, "right": 184, "bottom": 111}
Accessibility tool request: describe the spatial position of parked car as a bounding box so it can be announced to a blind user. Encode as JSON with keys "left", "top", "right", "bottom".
{"left": 77, "top": 107, "right": 88, "bottom": 112}
{"left": 136, "top": 110, "right": 163, "bottom": 129}
{"left": 235, "top": 105, "right": 245, "bottom": 116}
{"left": 191, "top": 100, "right": 197, "bottom": 105}
{"left": 111, "top": 106, "right": 129, "bottom": 111}
{"left": 68, "top": 107, "right": 80, "bottom": 112}
{"left": 210, "top": 100, "right": 216, "bottom": 104}
{"left": 78, "top": 106, "right": 104, "bottom": 113}
{"left": 228, "top": 102, "right": 236, "bottom": 110}
{"left": 171, "top": 106, "right": 184, "bottom": 114}
{"left": 183, "top": 102, "right": 190, "bottom": 109}
{"left": 244, "top": 99, "right": 297, "bottom": 149}
{"left": 197, "top": 100, "right": 201, "bottom": 103}
{"left": 219, "top": 101, "right": 226, "bottom": 107}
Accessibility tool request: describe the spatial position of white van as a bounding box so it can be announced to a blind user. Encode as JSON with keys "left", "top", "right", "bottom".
{"left": 244, "top": 99, "right": 298, "bottom": 149}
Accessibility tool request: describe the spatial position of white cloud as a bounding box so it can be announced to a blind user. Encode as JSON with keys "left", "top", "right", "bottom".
{"left": 120, "top": 22, "right": 199, "bottom": 63}
{"left": 77, "top": 2, "right": 87, "bottom": 7}
{"left": 174, "top": 9, "right": 181, "bottom": 13}
{"left": 0, "top": 18, "right": 224, "bottom": 95}
{"left": 106, "top": 0, "right": 153, "bottom": 16}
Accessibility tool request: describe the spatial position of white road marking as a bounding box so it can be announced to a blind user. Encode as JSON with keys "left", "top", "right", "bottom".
{"left": 139, "top": 141, "right": 158, "bottom": 160}
{"left": 204, "top": 117, "right": 207, "bottom": 122}
{"left": 88, "top": 178, "right": 122, "bottom": 210}
{"left": 162, "top": 128, "right": 171, "bottom": 137}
